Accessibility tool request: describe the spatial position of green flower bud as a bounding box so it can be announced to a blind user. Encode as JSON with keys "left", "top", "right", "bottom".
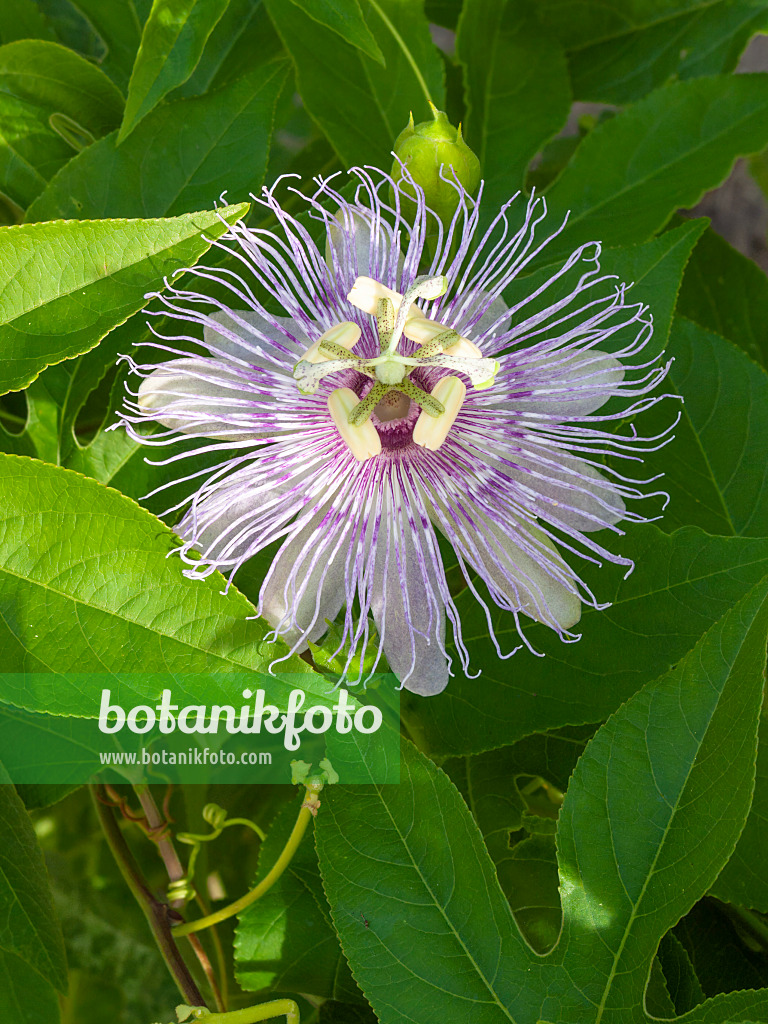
{"left": 391, "top": 103, "right": 481, "bottom": 227}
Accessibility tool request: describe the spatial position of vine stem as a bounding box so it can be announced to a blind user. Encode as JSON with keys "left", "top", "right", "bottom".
{"left": 182, "top": 999, "right": 300, "bottom": 1024}
{"left": 90, "top": 783, "right": 205, "bottom": 1008}
{"left": 367, "top": 0, "right": 434, "bottom": 110}
{"left": 172, "top": 791, "right": 317, "bottom": 938}
{"left": 133, "top": 784, "right": 226, "bottom": 1012}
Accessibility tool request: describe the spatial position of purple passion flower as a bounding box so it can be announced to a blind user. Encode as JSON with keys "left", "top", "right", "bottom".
{"left": 117, "top": 169, "right": 670, "bottom": 695}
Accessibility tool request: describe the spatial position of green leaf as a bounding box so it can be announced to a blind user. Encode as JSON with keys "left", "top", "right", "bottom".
{"left": 171, "top": 0, "right": 279, "bottom": 97}
{"left": 0, "top": 40, "right": 124, "bottom": 210}
{"left": 657, "top": 932, "right": 707, "bottom": 1015}
{"left": 443, "top": 728, "right": 590, "bottom": 952}
{"left": 677, "top": 224, "right": 768, "bottom": 370}
{"left": 405, "top": 527, "right": 768, "bottom": 756}
{"left": 235, "top": 797, "right": 360, "bottom": 1002}
{"left": 285, "top": 0, "right": 384, "bottom": 65}
{"left": 62, "top": 0, "right": 148, "bottom": 91}
{"left": 674, "top": 901, "right": 768, "bottom": 999}
{"left": 26, "top": 60, "right": 288, "bottom": 219}
{"left": 711, "top": 711, "right": 768, "bottom": 910}
{"left": 542, "top": 75, "right": 768, "bottom": 264}
{"left": 0, "top": 766, "right": 68, "bottom": 991}
{"left": 118, "top": 0, "right": 230, "bottom": 142}
{"left": 642, "top": 318, "right": 768, "bottom": 537}
{"left": 551, "top": 576, "right": 768, "bottom": 1021}
{"left": 317, "top": 738, "right": 533, "bottom": 1023}
{"left": 457, "top": 0, "right": 571, "bottom": 199}
{"left": 265, "top": 0, "right": 444, "bottom": 167}
{"left": 0, "top": 202, "right": 248, "bottom": 395}
{"left": 0, "top": 0, "right": 55, "bottom": 46}
{"left": 318, "top": 572, "right": 768, "bottom": 1023}
{"left": 540, "top": 0, "right": 768, "bottom": 104}
{"left": 0, "top": 951, "right": 61, "bottom": 1023}
{"left": 0, "top": 454, "right": 329, "bottom": 707}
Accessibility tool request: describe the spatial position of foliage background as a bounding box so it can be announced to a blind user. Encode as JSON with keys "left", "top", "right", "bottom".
{"left": 1, "top": 1, "right": 768, "bottom": 1022}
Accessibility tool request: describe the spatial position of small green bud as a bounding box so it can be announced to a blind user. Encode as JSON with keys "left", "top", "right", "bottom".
{"left": 391, "top": 103, "right": 481, "bottom": 228}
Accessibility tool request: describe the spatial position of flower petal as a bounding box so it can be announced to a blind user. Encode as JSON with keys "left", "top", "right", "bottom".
{"left": 515, "top": 348, "right": 625, "bottom": 417}
{"left": 507, "top": 444, "right": 626, "bottom": 532}
{"left": 203, "top": 308, "right": 310, "bottom": 363}
{"left": 370, "top": 519, "right": 449, "bottom": 695}
{"left": 432, "top": 497, "right": 581, "bottom": 631}
{"left": 178, "top": 467, "right": 292, "bottom": 566}
{"left": 260, "top": 512, "right": 348, "bottom": 649}
{"left": 138, "top": 358, "right": 262, "bottom": 440}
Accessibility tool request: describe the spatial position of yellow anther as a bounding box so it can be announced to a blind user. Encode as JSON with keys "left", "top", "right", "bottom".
{"left": 347, "top": 276, "right": 420, "bottom": 320}
{"left": 413, "top": 376, "right": 466, "bottom": 451}
{"left": 302, "top": 321, "right": 361, "bottom": 364}
{"left": 328, "top": 388, "right": 382, "bottom": 462}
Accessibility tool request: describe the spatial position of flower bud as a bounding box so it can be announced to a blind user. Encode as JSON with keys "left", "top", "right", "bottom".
{"left": 391, "top": 103, "right": 481, "bottom": 228}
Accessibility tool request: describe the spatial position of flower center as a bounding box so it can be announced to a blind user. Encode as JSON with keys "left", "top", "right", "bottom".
{"left": 293, "top": 273, "right": 500, "bottom": 462}
{"left": 374, "top": 389, "right": 411, "bottom": 422}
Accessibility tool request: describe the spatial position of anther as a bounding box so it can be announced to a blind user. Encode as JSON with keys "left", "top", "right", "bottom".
{"left": 413, "top": 376, "right": 466, "bottom": 451}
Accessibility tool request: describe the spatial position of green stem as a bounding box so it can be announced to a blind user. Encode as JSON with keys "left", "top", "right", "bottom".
{"left": 367, "top": 0, "right": 434, "bottom": 110}
{"left": 90, "top": 784, "right": 205, "bottom": 1008}
{"left": 185, "top": 999, "right": 300, "bottom": 1024}
{"left": 173, "top": 794, "right": 315, "bottom": 938}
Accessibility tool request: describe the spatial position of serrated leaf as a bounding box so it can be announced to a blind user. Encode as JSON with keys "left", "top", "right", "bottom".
{"left": 0, "top": 453, "right": 331, "bottom": 713}
{"left": 658, "top": 932, "right": 707, "bottom": 1016}
{"left": 317, "top": 580, "right": 768, "bottom": 1023}
{"left": 0, "top": 764, "right": 67, "bottom": 991}
{"left": 406, "top": 527, "right": 768, "bottom": 756}
{"left": 26, "top": 60, "right": 287, "bottom": 220}
{"left": 711, "top": 710, "right": 768, "bottom": 911}
{"left": 0, "top": 40, "right": 124, "bottom": 210}
{"left": 542, "top": 75, "right": 768, "bottom": 264}
{"left": 235, "top": 797, "right": 361, "bottom": 1002}
{"left": 551, "top": 576, "right": 768, "bottom": 1020}
{"left": 265, "top": 0, "right": 444, "bottom": 167}
{"left": 457, "top": 0, "right": 571, "bottom": 199}
{"left": 674, "top": 901, "right": 768, "bottom": 999}
{"left": 118, "top": 0, "right": 230, "bottom": 142}
{"left": 0, "top": 202, "right": 248, "bottom": 395}
{"left": 677, "top": 224, "right": 768, "bottom": 370}
{"left": 286, "top": 0, "right": 383, "bottom": 64}
{"left": 642, "top": 317, "right": 768, "bottom": 537}
{"left": 443, "top": 729, "right": 590, "bottom": 952}
{"left": 317, "top": 738, "right": 533, "bottom": 1023}
{"left": 539, "top": 0, "right": 768, "bottom": 104}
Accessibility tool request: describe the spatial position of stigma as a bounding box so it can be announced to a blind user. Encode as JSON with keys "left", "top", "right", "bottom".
{"left": 293, "top": 274, "right": 499, "bottom": 462}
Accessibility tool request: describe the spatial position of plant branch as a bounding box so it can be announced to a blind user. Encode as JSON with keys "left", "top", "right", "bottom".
{"left": 90, "top": 783, "right": 205, "bottom": 1008}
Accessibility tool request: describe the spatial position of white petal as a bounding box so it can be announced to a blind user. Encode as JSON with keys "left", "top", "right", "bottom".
{"left": 469, "top": 294, "right": 511, "bottom": 341}
{"left": 508, "top": 444, "right": 626, "bottom": 532}
{"left": 516, "top": 349, "right": 624, "bottom": 417}
{"left": 178, "top": 469, "right": 292, "bottom": 565}
{"left": 203, "top": 309, "right": 310, "bottom": 363}
{"left": 260, "top": 513, "right": 347, "bottom": 650}
{"left": 444, "top": 502, "right": 581, "bottom": 631}
{"left": 325, "top": 208, "right": 374, "bottom": 279}
{"left": 371, "top": 523, "right": 449, "bottom": 696}
{"left": 138, "top": 358, "right": 260, "bottom": 440}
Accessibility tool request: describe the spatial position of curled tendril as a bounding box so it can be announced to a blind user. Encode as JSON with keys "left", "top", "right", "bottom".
{"left": 169, "top": 805, "right": 267, "bottom": 906}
